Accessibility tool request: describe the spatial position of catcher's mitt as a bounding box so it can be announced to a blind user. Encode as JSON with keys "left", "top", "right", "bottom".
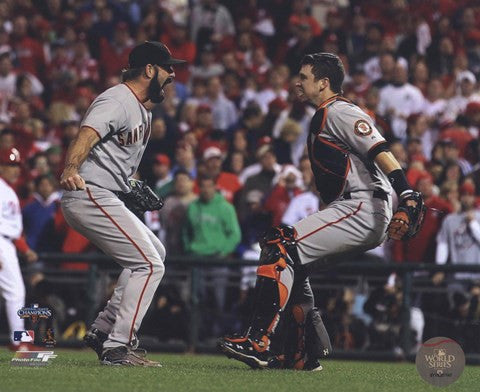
{"left": 387, "top": 191, "right": 426, "bottom": 240}
{"left": 117, "top": 179, "right": 164, "bottom": 218}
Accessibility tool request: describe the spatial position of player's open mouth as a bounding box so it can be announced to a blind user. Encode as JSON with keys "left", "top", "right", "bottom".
{"left": 161, "top": 77, "right": 173, "bottom": 94}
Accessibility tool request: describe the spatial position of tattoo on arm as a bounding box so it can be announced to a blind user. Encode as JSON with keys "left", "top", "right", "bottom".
{"left": 64, "top": 127, "right": 100, "bottom": 169}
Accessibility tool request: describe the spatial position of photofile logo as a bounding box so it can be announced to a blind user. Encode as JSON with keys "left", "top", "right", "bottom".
{"left": 17, "top": 304, "right": 52, "bottom": 323}
{"left": 11, "top": 351, "right": 57, "bottom": 367}
{"left": 13, "top": 330, "right": 35, "bottom": 343}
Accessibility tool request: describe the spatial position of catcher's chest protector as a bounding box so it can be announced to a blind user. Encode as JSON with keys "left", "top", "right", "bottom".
{"left": 307, "top": 104, "right": 350, "bottom": 204}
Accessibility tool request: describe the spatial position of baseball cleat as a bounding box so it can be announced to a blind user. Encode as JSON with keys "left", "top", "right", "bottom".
{"left": 217, "top": 336, "right": 271, "bottom": 369}
{"left": 84, "top": 328, "right": 108, "bottom": 359}
{"left": 101, "top": 346, "right": 162, "bottom": 367}
{"left": 303, "top": 359, "right": 323, "bottom": 371}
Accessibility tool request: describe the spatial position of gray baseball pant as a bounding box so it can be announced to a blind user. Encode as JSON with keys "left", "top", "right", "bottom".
{"left": 61, "top": 185, "right": 166, "bottom": 349}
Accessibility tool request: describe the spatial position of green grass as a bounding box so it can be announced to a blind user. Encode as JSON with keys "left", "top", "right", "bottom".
{"left": 0, "top": 349, "right": 479, "bottom": 392}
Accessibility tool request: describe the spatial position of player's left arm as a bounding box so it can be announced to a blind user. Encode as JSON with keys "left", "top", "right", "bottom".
{"left": 374, "top": 150, "right": 426, "bottom": 240}
{"left": 331, "top": 107, "right": 425, "bottom": 240}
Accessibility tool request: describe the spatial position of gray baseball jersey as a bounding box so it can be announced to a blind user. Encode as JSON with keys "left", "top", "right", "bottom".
{"left": 79, "top": 84, "right": 152, "bottom": 192}
{"left": 294, "top": 96, "right": 393, "bottom": 264}
{"left": 317, "top": 97, "right": 392, "bottom": 196}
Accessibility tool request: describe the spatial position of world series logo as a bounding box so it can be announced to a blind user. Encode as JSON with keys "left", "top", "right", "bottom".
{"left": 416, "top": 337, "right": 465, "bottom": 387}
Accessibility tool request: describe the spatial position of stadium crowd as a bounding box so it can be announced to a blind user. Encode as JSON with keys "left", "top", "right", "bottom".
{"left": 1, "top": 0, "right": 480, "bottom": 354}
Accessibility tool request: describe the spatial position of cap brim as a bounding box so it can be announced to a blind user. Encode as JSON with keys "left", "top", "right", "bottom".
{"left": 162, "top": 58, "right": 187, "bottom": 65}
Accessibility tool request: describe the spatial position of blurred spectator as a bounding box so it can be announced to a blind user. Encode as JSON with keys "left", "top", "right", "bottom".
{"left": 282, "top": 155, "right": 319, "bottom": 225}
{"left": 378, "top": 61, "right": 425, "bottom": 140}
{"left": 10, "top": 15, "right": 46, "bottom": 79}
{"left": 442, "top": 71, "right": 480, "bottom": 125}
{"left": 22, "top": 175, "right": 61, "bottom": 252}
{"left": 248, "top": 66, "right": 289, "bottom": 114}
{"left": 190, "top": 0, "right": 235, "bottom": 50}
{"left": 171, "top": 140, "right": 197, "bottom": 179}
{"left": 193, "top": 146, "right": 241, "bottom": 204}
{"left": 142, "top": 286, "right": 189, "bottom": 343}
{"left": 324, "top": 288, "right": 367, "bottom": 351}
{"left": 203, "top": 75, "right": 238, "bottom": 131}
{"left": 436, "top": 181, "right": 480, "bottom": 290}
{"left": 363, "top": 281, "right": 421, "bottom": 354}
{"left": 237, "top": 142, "right": 280, "bottom": 220}
{"left": 182, "top": 175, "right": 241, "bottom": 335}
{"left": 152, "top": 154, "right": 172, "bottom": 198}
{"left": 190, "top": 43, "right": 224, "bottom": 80}
{"left": 158, "top": 169, "right": 196, "bottom": 255}
{"left": 99, "top": 22, "right": 134, "bottom": 80}
{"left": 160, "top": 21, "right": 196, "bottom": 85}
{"left": 406, "top": 113, "right": 432, "bottom": 160}
{"left": 264, "top": 164, "right": 303, "bottom": 226}
{"left": 183, "top": 175, "right": 241, "bottom": 258}
{"left": 393, "top": 172, "right": 453, "bottom": 263}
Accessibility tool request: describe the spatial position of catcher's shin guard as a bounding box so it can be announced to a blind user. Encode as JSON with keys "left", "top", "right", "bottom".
{"left": 248, "top": 225, "right": 298, "bottom": 348}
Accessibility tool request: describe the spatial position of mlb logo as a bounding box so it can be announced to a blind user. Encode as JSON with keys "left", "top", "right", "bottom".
{"left": 13, "top": 330, "right": 35, "bottom": 342}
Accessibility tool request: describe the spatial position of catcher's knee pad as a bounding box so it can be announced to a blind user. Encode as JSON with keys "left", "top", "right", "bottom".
{"left": 257, "top": 224, "right": 300, "bottom": 310}
{"left": 260, "top": 224, "right": 300, "bottom": 266}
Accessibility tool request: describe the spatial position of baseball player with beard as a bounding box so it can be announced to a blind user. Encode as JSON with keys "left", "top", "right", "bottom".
{"left": 218, "top": 53, "right": 425, "bottom": 370}
{"left": 60, "top": 41, "right": 185, "bottom": 366}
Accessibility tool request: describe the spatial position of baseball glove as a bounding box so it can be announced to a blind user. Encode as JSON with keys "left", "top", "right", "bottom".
{"left": 387, "top": 191, "right": 426, "bottom": 240}
{"left": 118, "top": 179, "right": 164, "bottom": 218}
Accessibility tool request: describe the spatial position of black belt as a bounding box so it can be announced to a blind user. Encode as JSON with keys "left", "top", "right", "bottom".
{"left": 343, "top": 190, "right": 388, "bottom": 202}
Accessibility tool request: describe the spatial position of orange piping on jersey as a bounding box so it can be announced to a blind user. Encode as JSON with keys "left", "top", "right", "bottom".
{"left": 82, "top": 125, "right": 102, "bottom": 141}
{"left": 122, "top": 83, "right": 149, "bottom": 110}
{"left": 317, "top": 136, "right": 348, "bottom": 153}
{"left": 320, "top": 107, "right": 328, "bottom": 132}
{"left": 296, "top": 202, "right": 363, "bottom": 242}
{"left": 318, "top": 95, "right": 351, "bottom": 109}
{"left": 309, "top": 137, "right": 351, "bottom": 179}
{"left": 86, "top": 188, "right": 154, "bottom": 343}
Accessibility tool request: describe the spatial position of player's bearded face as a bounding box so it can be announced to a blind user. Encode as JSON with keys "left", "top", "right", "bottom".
{"left": 148, "top": 66, "right": 173, "bottom": 103}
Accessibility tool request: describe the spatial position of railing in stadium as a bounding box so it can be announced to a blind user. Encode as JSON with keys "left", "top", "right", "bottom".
{"left": 2, "top": 253, "right": 479, "bottom": 364}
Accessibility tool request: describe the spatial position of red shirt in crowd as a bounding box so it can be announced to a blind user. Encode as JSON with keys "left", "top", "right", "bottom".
{"left": 99, "top": 38, "right": 133, "bottom": 79}
{"left": 439, "top": 127, "right": 474, "bottom": 158}
{"left": 160, "top": 35, "right": 196, "bottom": 84}
{"left": 11, "top": 36, "right": 46, "bottom": 79}
{"left": 264, "top": 184, "right": 303, "bottom": 227}
{"left": 193, "top": 171, "right": 242, "bottom": 204}
{"left": 393, "top": 195, "right": 454, "bottom": 263}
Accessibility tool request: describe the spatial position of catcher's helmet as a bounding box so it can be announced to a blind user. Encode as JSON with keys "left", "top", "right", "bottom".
{"left": 0, "top": 147, "right": 21, "bottom": 165}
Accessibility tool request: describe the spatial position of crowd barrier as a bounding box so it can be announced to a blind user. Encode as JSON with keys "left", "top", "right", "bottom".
{"left": 1, "top": 253, "right": 479, "bottom": 364}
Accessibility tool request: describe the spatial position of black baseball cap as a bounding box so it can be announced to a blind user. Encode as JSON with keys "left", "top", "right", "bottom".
{"left": 128, "top": 41, "right": 186, "bottom": 68}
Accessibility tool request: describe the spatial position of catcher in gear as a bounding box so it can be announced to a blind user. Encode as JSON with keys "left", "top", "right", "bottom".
{"left": 218, "top": 52, "right": 425, "bottom": 370}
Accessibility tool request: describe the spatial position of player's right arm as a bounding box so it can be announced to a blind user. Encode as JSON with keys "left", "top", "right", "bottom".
{"left": 60, "top": 126, "right": 100, "bottom": 191}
